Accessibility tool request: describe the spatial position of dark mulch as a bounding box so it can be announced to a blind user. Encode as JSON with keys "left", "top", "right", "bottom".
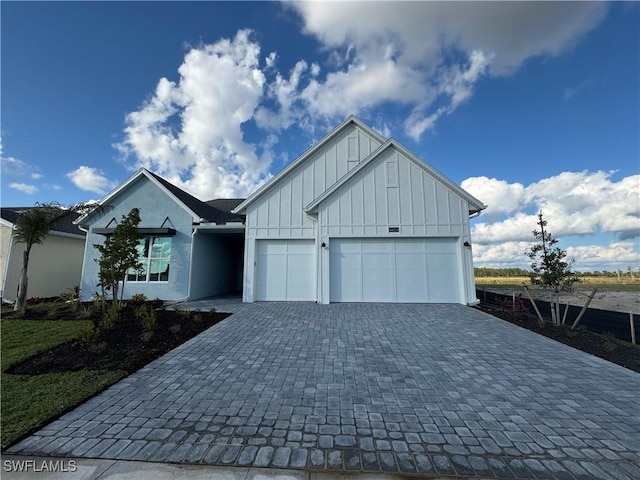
{"left": 6, "top": 302, "right": 230, "bottom": 375}
{"left": 478, "top": 305, "right": 640, "bottom": 373}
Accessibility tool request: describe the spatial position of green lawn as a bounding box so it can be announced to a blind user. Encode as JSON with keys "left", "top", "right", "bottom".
{"left": 1, "top": 320, "right": 127, "bottom": 449}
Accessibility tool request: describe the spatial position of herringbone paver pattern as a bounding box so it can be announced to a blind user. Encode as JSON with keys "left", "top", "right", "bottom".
{"left": 9, "top": 302, "right": 640, "bottom": 479}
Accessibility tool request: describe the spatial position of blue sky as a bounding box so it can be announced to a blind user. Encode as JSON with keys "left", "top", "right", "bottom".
{"left": 2, "top": 1, "right": 638, "bottom": 271}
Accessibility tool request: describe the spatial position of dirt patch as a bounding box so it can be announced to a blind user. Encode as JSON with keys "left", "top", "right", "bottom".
{"left": 478, "top": 286, "right": 640, "bottom": 314}
{"left": 6, "top": 302, "right": 230, "bottom": 375}
{"left": 477, "top": 305, "right": 640, "bottom": 373}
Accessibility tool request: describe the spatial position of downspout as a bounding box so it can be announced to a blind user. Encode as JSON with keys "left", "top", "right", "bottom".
{"left": 2, "top": 227, "right": 16, "bottom": 303}
{"left": 185, "top": 227, "right": 199, "bottom": 302}
{"left": 306, "top": 212, "right": 320, "bottom": 303}
{"left": 76, "top": 225, "right": 91, "bottom": 301}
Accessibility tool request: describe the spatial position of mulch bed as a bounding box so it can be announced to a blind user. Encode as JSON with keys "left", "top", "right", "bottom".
{"left": 477, "top": 305, "right": 640, "bottom": 373}
{"left": 6, "top": 302, "right": 230, "bottom": 375}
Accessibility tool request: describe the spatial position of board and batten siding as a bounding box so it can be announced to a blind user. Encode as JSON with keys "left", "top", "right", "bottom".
{"left": 317, "top": 146, "right": 470, "bottom": 237}
{"left": 315, "top": 145, "right": 476, "bottom": 304}
{"left": 80, "top": 176, "right": 194, "bottom": 302}
{"left": 243, "top": 124, "right": 382, "bottom": 301}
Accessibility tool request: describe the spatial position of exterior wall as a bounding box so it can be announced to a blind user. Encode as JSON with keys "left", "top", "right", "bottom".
{"left": 316, "top": 146, "right": 476, "bottom": 304}
{"left": 0, "top": 223, "right": 13, "bottom": 297}
{"left": 3, "top": 232, "right": 85, "bottom": 302}
{"left": 80, "top": 176, "right": 194, "bottom": 302}
{"left": 243, "top": 124, "right": 382, "bottom": 301}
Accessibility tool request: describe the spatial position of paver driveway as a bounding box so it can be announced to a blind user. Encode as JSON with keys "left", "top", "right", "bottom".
{"left": 9, "top": 303, "right": 640, "bottom": 479}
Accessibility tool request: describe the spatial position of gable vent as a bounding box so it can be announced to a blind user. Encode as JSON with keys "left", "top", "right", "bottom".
{"left": 386, "top": 160, "right": 398, "bottom": 187}
{"left": 347, "top": 136, "right": 358, "bottom": 160}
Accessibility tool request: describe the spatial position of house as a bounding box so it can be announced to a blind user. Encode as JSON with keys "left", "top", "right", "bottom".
{"left": 1, "top": 207, "right": 86, "bottom": 302}
{"left": 76, "top": 171, "right": 245, "bottom": 302}
{"left": 77, "top": 115, "right": 485, "bottom": 304}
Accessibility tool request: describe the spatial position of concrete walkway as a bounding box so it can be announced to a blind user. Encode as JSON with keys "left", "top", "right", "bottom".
{"left": 7, "top": 302, "right": 640, "bottom": 479}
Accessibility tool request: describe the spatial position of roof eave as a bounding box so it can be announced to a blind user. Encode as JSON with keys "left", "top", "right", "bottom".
{"left": 233, "top": 115, "right": 387, "bottom": 214}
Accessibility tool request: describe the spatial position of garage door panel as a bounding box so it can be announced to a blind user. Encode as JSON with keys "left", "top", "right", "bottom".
{"left": 256, "top": 240, "right": 315, "bottom": 301}
{"left": 330, "top": 238, "right": 460, "bottom": 303}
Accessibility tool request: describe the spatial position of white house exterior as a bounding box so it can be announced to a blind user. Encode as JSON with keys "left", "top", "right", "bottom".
{"left": 233, "top": 115, "right": 485, "bottom": 305}
{"left": 1, "top": 208, "right": 86, "bottom": 302}
{"left": 75, "top": 115, "right": 484, "bottom": 305}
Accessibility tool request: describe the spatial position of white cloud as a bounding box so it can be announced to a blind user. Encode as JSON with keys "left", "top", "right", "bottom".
{"left": 285, "top": 1, "right": 607, "bottom": 137}
{"left": 465, "top": 171, "right": 640, "bottom": 270}
{"left": 473, "top": 240, "right": 640, "bottom": 272}
{"left": 66, "top": 166, "right": 117, "bottom": 194}
{"left": 9, "top": 182, "right": 38, "bottom": 194}
{"left": 116, "top": 30, "right": 273, "bottom": 199}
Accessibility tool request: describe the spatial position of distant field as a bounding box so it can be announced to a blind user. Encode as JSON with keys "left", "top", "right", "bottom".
{"left": 475, "top": 276, "right": 640, "bottom": 291}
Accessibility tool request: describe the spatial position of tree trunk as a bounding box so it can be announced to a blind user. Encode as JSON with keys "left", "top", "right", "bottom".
{"left": 14, "top": 250, "right": 30, "bottom": 312}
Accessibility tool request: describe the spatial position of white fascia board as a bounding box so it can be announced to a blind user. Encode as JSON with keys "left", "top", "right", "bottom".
{"left": 75, "top": 168, "right": 201, "bottom": 226}
{"left": 193, "top": 223, "right": 246, "bottom": 232}
{"left": 389, "top": 140, "right": 487, "bottom": 213}
{"left": 232, "top": 115, "right": 387, "bottom": 215}
{"left": 48, "top": 231, "right": 86, "bottom": 240}
{"left": 305, "top": 139, "right": 487, "bottom": 215}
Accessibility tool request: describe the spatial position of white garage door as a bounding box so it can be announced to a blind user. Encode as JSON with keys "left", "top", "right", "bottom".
{"left": 330, "top": 238, "right": 460, "bottom": 303}
{"left": 255, "top": 240, "right": 315, "bottom": 301}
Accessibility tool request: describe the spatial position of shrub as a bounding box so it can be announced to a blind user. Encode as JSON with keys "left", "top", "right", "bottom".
{"left": 77, "top": 304, "right": 94, "bottom": 320}
{"left": 27, "top": 297, "right": 41, "bottom": 305}
{"left": 135, "top": 304, "right": 156, "bottom": 332}
{"left": 498, "top": 295, "right": 528, "bottom": 316}
{"left": 129, "top": 293, "right": 148, "bottom": 304}
{"left": 150, "top": 298, "right": 165, "bottom": 309}
{"left": 169, "top": 324, "right": 182, "bottom": 335}
{"left": 100, "top": 304, "right": 121, "bottom": 331}
{"left": 174, "top": 307, "right": 192, "bottom": 321}
{"left": 78, "top": 324, "right": 97, "bottom": 344}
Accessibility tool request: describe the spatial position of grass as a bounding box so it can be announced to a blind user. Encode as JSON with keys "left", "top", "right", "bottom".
{"left": 1, "top": 320, "right": 127, "bottom": 449}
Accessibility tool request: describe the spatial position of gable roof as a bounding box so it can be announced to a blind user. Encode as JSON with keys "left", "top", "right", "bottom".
{"left": 1, "top": 207, "right": 86, "bottom": 237}
{"left": 232, "top": 115, "right": 386, "bottom": 214}
{"left": 75, "top": 168, "right": 246, "bottom": 226}
{"left": 304, "top": 139, "right": 486, "bottom": 215}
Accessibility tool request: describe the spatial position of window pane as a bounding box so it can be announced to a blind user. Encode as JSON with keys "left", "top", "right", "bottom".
{"left": 149, "top": 259, "right": 169, "bottom": 282}
{"left": 127, "top": 261, "right": 147, "bottom": 282}
{"left": 151, "top": 237, "right": 171, "bottom": 258}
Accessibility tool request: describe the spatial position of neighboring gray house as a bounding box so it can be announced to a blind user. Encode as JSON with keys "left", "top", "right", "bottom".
{"left": 77, "top": 115, "right": 485, "bottom": 304}
{"left": 1, "top": 207, "right": 86, "bottom": 302}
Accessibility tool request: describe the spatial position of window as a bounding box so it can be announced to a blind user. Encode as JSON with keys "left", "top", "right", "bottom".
{"left": 127, "top": 237, "right": 172, "bottom": 282}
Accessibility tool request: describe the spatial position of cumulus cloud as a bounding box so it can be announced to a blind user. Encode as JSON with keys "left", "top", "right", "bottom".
{"left": 115, "top": 30, "right": 273, "bottom": 199}
{"left": 473, "top": 240, "right": 640, "bottom": 272}
{"left": 286, "top": 1, "right": 607, "bottom": 137}
{"left": 66, "top": 166, "right": 118, "bottom": 194}
{"left": 464, "top": 171, "right": 640, "bottom": 244}
{"left": 9, "top": 182, "right": 38, "bottom": 194}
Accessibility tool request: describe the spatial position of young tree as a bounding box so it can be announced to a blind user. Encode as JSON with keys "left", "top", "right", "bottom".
{"left": 12, "top": 202, "right": 100, "bottom": 312}
{"left": 93, "top": 208, "right": 143, "bottom": 307}
{"left": 527, "top": 212, "right": 580, "bottom": 325}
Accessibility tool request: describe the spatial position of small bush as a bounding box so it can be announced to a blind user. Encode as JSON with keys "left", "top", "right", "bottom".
{"left": 27, "top": 297, "right": 41, "bottom": 305}
{"left": 135, "top": 305, "right": 156, "bottom": 332}
{"left": 150, "top": 298, "right": 165, "bottom": 309}
{"left": 174, "top": 307, "right": 192, "bottom": 321}
{"left": 169, "top": 324, "right": 182, "bottom": 335}
{"left": 78, "top": 324, "right": 97, "bottom": 344}
{"left": 77, "top": 304, "right": 94, "bottom": 320}
{"left": 129, "top": 293, "right": 148, "bottom": 304}
{"left": 45, "top": 304, "right": 60, "bottom": 320}
{"left": 100, "top": 304, "right": 120, "bottom": 331}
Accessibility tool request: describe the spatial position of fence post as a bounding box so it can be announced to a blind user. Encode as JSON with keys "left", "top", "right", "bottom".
{"left": 523, "top": 285, "right": 545, "bottom": 325}
{"left": 630, "top": 311, "right": 637, "bottom": 345}
{"left": 571, "top": 288, "right": 598, "bottom": 330}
